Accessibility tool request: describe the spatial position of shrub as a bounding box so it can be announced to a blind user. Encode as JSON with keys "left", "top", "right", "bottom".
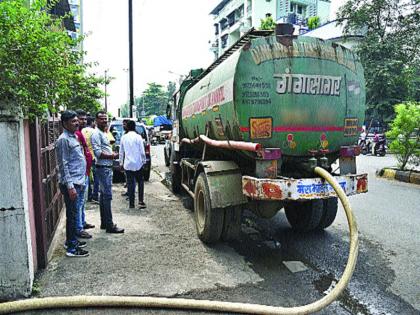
{"left": 386, "top": 102, "right": 420, "bottom": 170}
{"left": 308, "top": 16, "right": 320, "bottom": 30}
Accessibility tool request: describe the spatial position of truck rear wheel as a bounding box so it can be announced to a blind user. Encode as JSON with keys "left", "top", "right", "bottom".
{"left": 221, "top": 205, "right": 242, "bottom": 241}
{"left": 170, "top": 150, "right": 181, "bottom": 193}
{"left": 317, "top": 197, "right": 338, "bottom": 230}
{"left": 284, "top": 200, "right": 323, "bottom": 231}
{"left": 194, "top": 173, "right": 223, "bottom": 244}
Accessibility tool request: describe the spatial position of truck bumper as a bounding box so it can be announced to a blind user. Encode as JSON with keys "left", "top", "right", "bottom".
{"left": 242, "top": 173, "right": 368, "bottom": 201}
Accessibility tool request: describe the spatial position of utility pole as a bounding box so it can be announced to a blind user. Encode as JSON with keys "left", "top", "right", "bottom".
{"left": 128, "top": 0, "right": 134, "bottom": 118}
{"left": 104, "top": 69, "right": 108, "bottom": 112}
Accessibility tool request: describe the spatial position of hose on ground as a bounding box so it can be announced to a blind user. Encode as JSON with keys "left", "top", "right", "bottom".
{"left": 0, "top": 166, "right": 358, "bottom": 315}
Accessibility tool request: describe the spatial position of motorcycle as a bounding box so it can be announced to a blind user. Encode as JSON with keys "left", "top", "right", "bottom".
{"left": 358, "top": 133, "right": 370, "bottom": 155}
{"left": 372, "top": 135, "right": 386, "bottom": 156}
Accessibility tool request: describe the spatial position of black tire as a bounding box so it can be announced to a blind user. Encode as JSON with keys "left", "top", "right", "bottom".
{"left": 317, "top": 197, "right": 338, "bottom": 230}
{"left": 170, "top": 149, "right": 181, "bottom": 193}
{"left": 284, "top": 200, "right": 324, "bottom": 231}
{"left": 194, "top": 173, "right": 224, "bottom": 244}
{"left": 164, "top": 147, "right": 170, "bottom": 167}
{"left": 182, "top": 196, "right": 194, "bottom": 211}
{"left": 221, "top": 205, "right": 242, "bottom": 241}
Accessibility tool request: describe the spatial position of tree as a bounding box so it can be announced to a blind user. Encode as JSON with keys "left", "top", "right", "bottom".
{"left": 137, "top": 83, "right": 167, "bottom": 117}
{"left": 308, "top": 16, "right": 320, "bottom": 30}
{"left": 260, "top": 14, "right": 276, "bottom": 30}
{"left": 166, "top": 81, "right": 176, "bottom": 103}
{"left": 0, "top": 0, "right": 105, "bottom": 119}
{"left": 66, "top": 70, "right": 107, "bottom": 115}
{"left": 120, "top": 102, "right": 129, "bottom": 118}
{"left": 386, "top": 102, "right": 420, "bottom": 170}
{"left": 128, "top": 81, "right": 177, "bottom": 118}
{"left": 337, "top": 0, "right": 420, "bottom": 124}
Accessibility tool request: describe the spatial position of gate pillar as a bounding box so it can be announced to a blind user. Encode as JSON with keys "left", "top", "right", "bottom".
{"left": 0, "top": 114, "right": 34, "bottom": 300}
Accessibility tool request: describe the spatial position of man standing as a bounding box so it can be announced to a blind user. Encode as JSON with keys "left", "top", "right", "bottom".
{"left": 82, "top": 116, "right": 99, "bottom": 202}
{"left": 56, "top": 111, "right": 89, "bottom": 257}
{"left": 75, "top": 110, "right": 95, "bottom": 239}
{"left": 91, "top": 111, "right": 124, "bottom": 233}
{"left": 119, "top": 120, "right": 147, "bottom": 209}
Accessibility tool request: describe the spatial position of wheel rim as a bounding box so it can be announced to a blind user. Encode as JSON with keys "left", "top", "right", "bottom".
{"left": 197, "top": 189, "right": 205, "bottom": 228}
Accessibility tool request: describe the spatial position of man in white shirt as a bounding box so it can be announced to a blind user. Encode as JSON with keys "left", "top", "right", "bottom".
{"left": 119, "top": 120, "right": 147, "bottom": 209}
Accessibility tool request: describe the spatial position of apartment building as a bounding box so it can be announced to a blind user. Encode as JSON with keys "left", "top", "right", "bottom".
{"left": 210, "top": 0, "right": 331, "bottom": 58}
{"left": 68, "top": 0, "right": 83, "bottom": 41}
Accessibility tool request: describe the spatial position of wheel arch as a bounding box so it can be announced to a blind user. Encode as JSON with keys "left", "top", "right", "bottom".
{"left": 193, "top": 160, "right": 247, "bottom": 209}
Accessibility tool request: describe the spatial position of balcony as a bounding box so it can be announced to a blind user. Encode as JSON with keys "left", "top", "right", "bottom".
{"left": 287, "top": 13, "right": 308, "bottom": 27}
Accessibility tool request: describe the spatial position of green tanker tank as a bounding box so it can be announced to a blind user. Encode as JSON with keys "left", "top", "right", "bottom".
{"left": 169, "top": 28, "right": 368, "bottom": 244}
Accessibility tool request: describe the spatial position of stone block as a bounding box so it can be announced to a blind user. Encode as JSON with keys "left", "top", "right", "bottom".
{"left": 409, "top": 172, "right": 420, "bottom": 185}
{"left": 395, "top": 170, "right": 410, "bottom": 183}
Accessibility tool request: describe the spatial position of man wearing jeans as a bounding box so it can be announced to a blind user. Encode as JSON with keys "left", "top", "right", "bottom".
{"left": 75, "top": 109, "right": 95, "bottom": 239}
{"left": 119, "top": 120, "right": 147, "bottom": 209}
{"left": 56, "top": 111, "right": 89, "bottom": 257}
{"left": 91, "top": 111, "right": 124, "bottom": 233}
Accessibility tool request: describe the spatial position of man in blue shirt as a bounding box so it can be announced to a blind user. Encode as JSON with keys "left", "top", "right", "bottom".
{"left": 56, "top": 111, "right": 89, "bottom": 257}
{"left": 91, "top": 111, "right": 124, "bottom": 233}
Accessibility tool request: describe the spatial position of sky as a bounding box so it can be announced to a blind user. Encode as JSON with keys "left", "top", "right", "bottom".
{"left": 83, "top": 0, "right": 346, "bottom": 116}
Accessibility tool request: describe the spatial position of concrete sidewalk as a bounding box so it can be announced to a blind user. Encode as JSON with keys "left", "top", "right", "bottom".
{"left": 28, "top": 170, "right": 261, "bottom": 314}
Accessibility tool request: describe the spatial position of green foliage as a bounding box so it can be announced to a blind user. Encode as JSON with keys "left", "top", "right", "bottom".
{"left": 260, "top": 16, "right": 276, "bottom": 30}
{"left": 308, "top": 16, "right": 320, "bottom": 30}
{"left": 131, "top": 81, "right": 176, "bottom": 118}
{"left": 386, "top": 102, "right": 420, "bottom": 170}
{"left": 120, "top": 102, "right": 129, "bottom": 118}
{"left": 337, "top": 0, "right": 420, "bottom": 124}
{"left": 66, "top": 71, "right": 106, "bottom": 115}
{"left": 166, "top": 81, "right": 176, "bottom": 101}
{"left": 0, "top": 0, "right": 105, "bottom": 119}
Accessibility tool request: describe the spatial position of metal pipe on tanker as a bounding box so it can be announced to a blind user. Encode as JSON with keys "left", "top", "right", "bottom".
{"left": 181, "top": 135, "right": 261, "bottom": 152}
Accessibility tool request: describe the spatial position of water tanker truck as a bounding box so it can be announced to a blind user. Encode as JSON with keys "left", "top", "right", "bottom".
{"left": 169, "top": 26, "right": 368, "bottom": 244}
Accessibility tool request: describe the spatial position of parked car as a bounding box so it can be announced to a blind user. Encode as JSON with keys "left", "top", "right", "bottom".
{"left": 109, "top": 119, "right": 151, "bottom": 181}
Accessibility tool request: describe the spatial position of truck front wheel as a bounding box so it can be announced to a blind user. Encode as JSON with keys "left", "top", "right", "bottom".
{"left": 194, "top": 173, "right": 224, "bottom": 244}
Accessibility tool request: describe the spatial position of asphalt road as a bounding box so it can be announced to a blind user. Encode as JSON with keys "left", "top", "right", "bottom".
{"left": 153, "top": 145, "right": 419, "bottom": 314}
{"left": 26, "top": 146, "right": 419, "bottom": 315}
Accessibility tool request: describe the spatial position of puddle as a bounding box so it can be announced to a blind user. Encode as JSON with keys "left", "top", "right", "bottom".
{"left": 314, "top": 274, "right": 371, "bottom": 315}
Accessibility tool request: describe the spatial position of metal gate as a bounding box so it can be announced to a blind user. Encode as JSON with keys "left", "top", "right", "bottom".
{"left": 30, "top": 116, "right": 64, "bottom": 269}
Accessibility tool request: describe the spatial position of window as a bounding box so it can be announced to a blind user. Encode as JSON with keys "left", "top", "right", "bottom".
{"left": 227, "top": 12, "right": 236, "bottom": 26}
{"left": 290, "top": 2, "right": 306, "bottom": 18}
{"left": 236, "top": 5, "right": 244, "bottom": 19}
{"left": 220, "top": 18, "right": 228, "bottom": 31}
{"left": 214, "top": 24, "right": 219, "bottom": 35}
{"left": 221, "top": 34, "right": 228, "bottom": 48}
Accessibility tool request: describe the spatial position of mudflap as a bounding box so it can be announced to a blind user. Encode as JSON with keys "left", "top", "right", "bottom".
{"left": 195, "top": 161, "right": 247, "bottom": 209}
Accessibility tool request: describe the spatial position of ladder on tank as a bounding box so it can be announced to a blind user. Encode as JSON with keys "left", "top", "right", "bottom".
{"left": 192, "top": 28, "right": 274, "bottom": 84}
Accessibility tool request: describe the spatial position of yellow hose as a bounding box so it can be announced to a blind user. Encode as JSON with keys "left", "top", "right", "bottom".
{"left": 0, "top": 167, "right": 358, "bottom": 314}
